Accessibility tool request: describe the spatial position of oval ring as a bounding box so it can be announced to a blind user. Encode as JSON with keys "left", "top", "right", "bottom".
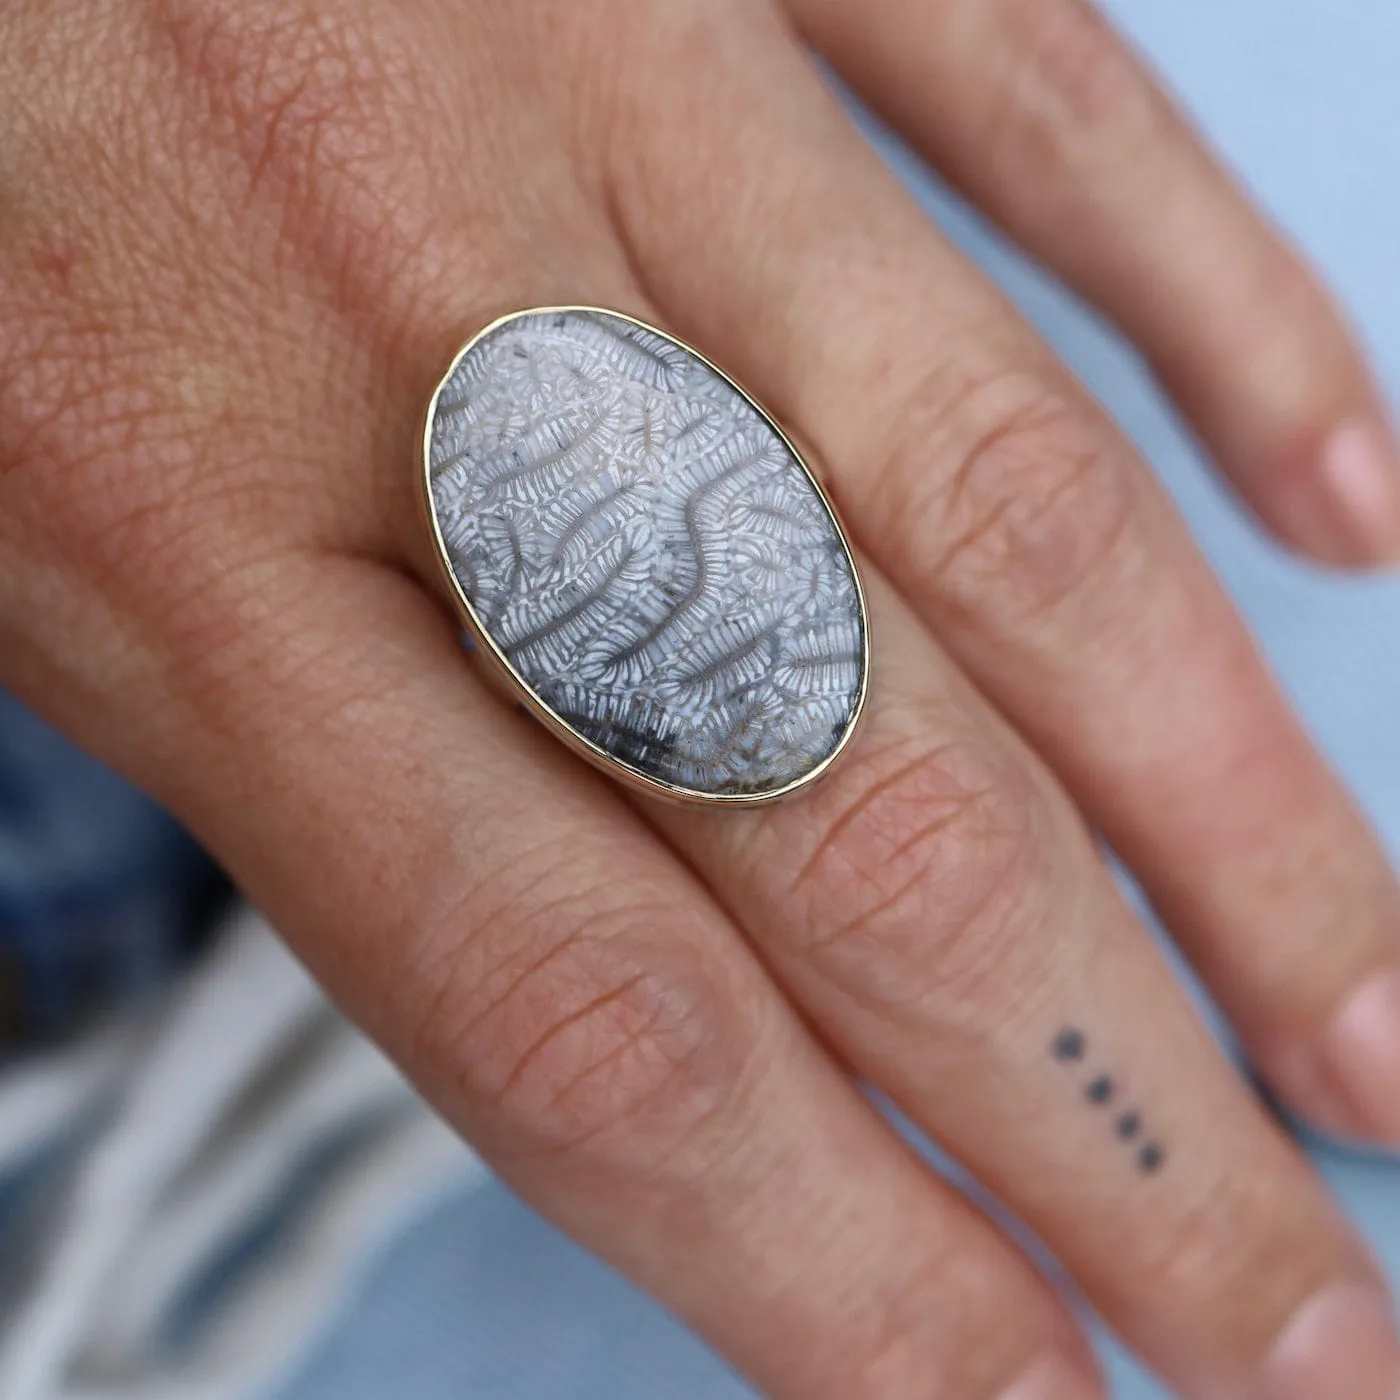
{"left": 419, "top": 306, "right": 870, "bottom": 806}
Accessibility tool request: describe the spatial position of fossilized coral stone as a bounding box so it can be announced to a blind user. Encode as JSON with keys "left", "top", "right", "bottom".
{"left": 424, "top": 308, "right": 867, "bottom": 800}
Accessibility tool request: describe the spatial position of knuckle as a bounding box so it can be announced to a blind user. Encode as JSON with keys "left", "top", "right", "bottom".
{"left": 816, "top": 1259, "right": 1050, "bottom": 1400}
{"left": 828, "top": 1282, "right": 1052, "bottom": 1400}
{"left": 981, "top": 0, "right": 1168, "bottom": 182}
{"left": 1129, "top": 1162, "right": 1332, "bottom": 1342}
{"left": 785, "top": 728, "right": 1052, "bottom": 1013}
{"left": 409, "top": 867, "right": 755, "bottom": 1165}
{"left": 822, "top": 1314, "right": 951, "bottom": 1399}
{"left": 1234, "top": 251, "right": 1353, "bottom": 400}
{"left": 878, "top": 364, "right": 1136, "bottom": 629}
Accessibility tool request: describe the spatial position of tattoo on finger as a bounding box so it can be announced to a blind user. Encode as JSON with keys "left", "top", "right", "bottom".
{"left": 1051, "top": 1027, "right": 1166, "bottom": 1176}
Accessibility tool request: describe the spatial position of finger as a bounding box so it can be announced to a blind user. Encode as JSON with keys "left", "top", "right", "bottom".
{"left": 647, "top": 568, "right": 1399, "bottom": 1399}
{"left": 791, "top": 0, "right": 1400, "bottom": 567}
{"left": 604, "top": 5, "right": 1400, "bottom": 1153}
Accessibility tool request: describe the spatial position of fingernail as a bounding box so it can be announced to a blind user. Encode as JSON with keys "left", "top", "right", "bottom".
{"left": 1320, "top": 967, "right": 1400, "bottom": 1145}
{"left": 1318, "top": 421, "right": 1400, "bottom": 563}
{"left": 1260, "top": 1282, "right": 1400, "bottom": 1399}
{"left": 996, "top": 1352, "right": 1100, "bottom": 1400}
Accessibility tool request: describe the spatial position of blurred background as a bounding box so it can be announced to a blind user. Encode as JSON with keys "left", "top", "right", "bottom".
{"left": 2, "top": 1, "right": 1398, "bottom": 1396}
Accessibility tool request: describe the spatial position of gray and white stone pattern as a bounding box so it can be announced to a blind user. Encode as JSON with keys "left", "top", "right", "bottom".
{"left": 426, "top": 308, "right": 864, "bottom": 797}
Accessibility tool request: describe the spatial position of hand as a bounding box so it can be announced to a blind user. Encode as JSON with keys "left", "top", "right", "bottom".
{"left": 4, "top": 2, "right": 1400, "bottom": 1396}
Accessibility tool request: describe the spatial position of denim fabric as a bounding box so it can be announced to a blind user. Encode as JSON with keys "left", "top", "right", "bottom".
{"left": 273, "top": 1, "right": 1400, "bottom": 1397}
{"left": 0, "top": 691, "right": 219, "bottom": 1052}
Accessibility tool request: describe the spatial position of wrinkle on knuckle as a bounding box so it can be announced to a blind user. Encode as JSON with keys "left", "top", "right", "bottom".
{"left": 823, "top": 1317, "right": 947, "bottom": 1400}
{"left": 756, "top": 1200, "right": 1045, "bottom": 1398}
{"left": 1125, "top": 1163, "right": 1325, "bottom": 1339}
{"left": 979, "top": 0, "right": 1167, "bottom": 185}
{"left": 409, "top": 872, "right": 752, "bottom": 1165}
{"left": 826, "top": 1285, "right": 1032, "bottom": 1400}
{"left": 403, "top": 842, "right": 592, "bottom": 1064}
{"left": 785, "top": 728, "right": 1048, "bottom": 1014}
{"left": 877, "top": 363, "right": 1137, "bottom": 631}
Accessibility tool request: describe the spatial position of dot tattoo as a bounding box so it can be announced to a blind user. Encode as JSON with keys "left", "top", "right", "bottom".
{"left": 1115, "top": 1111, "right": 1142, "bottom": 1141}
{"left": 1085, "top": 1075, "right": 1115, "bottom": 1105}
{"left": 1050, "top": 1028, "right": 1167, "bottom": 1175}
{"left": 1138, "top": 1143, "right": 1165, "bottom": 1175}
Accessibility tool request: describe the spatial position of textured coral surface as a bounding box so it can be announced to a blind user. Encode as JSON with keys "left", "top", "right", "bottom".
{"left": 427, "top": 309, "right": 864, "bottom": 796}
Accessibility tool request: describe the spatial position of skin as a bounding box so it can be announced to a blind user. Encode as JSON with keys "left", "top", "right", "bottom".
{"left": 3, "top": 0, "right": 1400, "bottom": 1395}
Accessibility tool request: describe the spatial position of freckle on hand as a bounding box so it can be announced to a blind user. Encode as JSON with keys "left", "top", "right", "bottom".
{"left": 32, "top": 236, "right": 82, "bottom": 293}
{"left": 1052, "top": 1027, "right": 1086, "bottom": 1061}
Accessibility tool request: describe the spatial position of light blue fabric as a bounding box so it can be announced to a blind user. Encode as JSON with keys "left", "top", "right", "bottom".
{"left": 275, "top": 2, "right": 1400, "bottom": 1396}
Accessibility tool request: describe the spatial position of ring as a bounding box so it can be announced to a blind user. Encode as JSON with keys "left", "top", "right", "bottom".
{"left": 419, "top": 306, "right": 869, "bottom": 806}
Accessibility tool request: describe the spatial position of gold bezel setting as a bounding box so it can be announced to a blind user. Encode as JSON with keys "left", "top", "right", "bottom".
{"left": 418, "top": 305, "right": 870, "bottom": 808}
